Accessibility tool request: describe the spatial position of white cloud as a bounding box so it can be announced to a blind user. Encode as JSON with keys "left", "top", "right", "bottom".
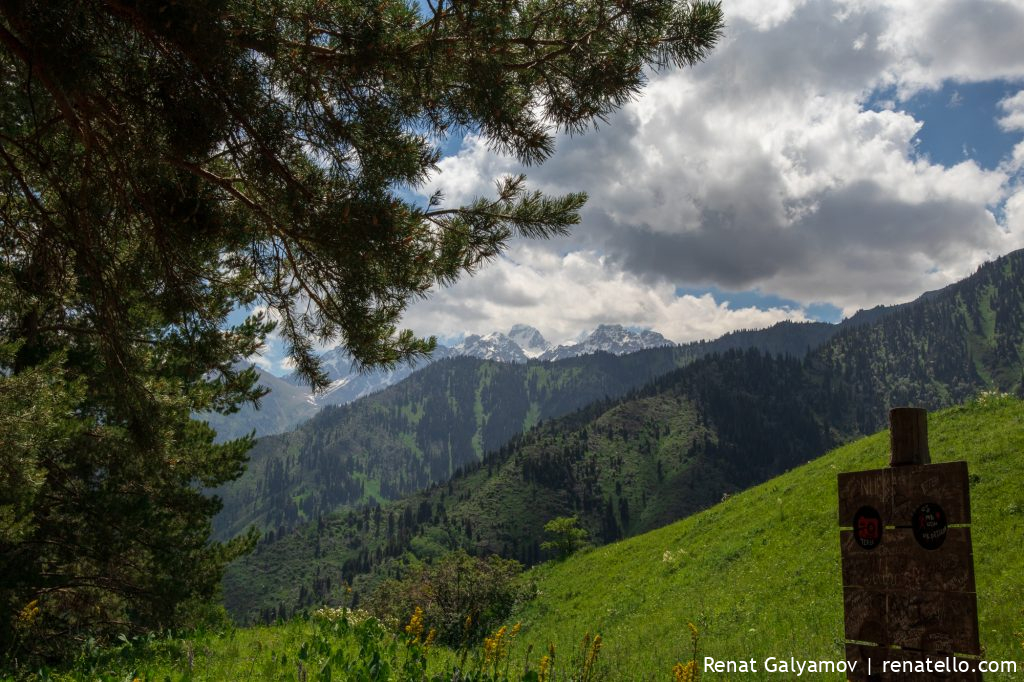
{"left": 403, "top": 246, "right": 808, "bottom": 344}
{"left": 863, "top": 0, "right": 1024, "bottom": 94}
{"left": 414, "top": 0, "right": 1024, "bottom": 331}
{"left": 998, "top": 90, "right": 1024, "bottom": 132}
{"left": 725, "top": 0, "right": 811, "bottom": 31}
{"left": 250, "top": 354, "right": 274, "bottom": 372}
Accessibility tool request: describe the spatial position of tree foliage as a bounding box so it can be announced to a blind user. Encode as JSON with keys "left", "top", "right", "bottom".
{"left": 0, "top": 0, "right": 723, "bottom": 661}
{"left": 0, "top": 0, "right": 723, "bottom": 382}
{"left": 541, "top": 515, "right": 590, "bottom": 560}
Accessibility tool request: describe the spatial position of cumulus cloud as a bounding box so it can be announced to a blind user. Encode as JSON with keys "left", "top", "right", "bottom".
{"left": 409, "top": 0, "right": 1024, "bottom": 335}
{"left": 249, "top": 354, "right": 274, "bottom": 372}
{"left": 403, "top": 245, "right": 808, "bottom": 345}
{"left": 869, "top": 0, "right": 1024, "bottom": 93}
{"left": 998, "top": 90, "right": 1024, "bottom": 132}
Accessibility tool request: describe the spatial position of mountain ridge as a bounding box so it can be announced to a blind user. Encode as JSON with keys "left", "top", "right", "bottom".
{"left": 204, "top": 324, "right": 680, "bottom": 440}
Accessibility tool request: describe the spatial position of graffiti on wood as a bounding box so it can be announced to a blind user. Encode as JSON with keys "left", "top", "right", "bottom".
{"left": 838, "top": 409, "right": 981, "bottom": 680}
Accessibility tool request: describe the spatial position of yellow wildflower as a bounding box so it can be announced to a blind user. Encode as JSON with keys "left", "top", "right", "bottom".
{"left": 17, "top": 599, "right": 40, "bottom": 627}
{"left": 404, "top": 606, "right": 425, "bottom": 641}
{"left": 423, "top": 628, "right": 437, "bottom": 648}
{"left": 483, "top": 624, "right": 514, "bottom": 665}
{"left": 538, "top": 654, "right": 551, "bottom": 682}
{"left": 583, "top": 633, "right": 602, "bottom": 677}
{"left": 673, "top": 660, "right": 697, "bottom": 682}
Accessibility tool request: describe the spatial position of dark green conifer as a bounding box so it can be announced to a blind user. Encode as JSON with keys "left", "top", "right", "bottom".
{"left": 0, "top": 0, "right": 723, "bottom": 659}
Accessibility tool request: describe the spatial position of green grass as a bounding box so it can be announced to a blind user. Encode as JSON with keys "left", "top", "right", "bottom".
{"left": 522, "top": 402, "right": 541, "bottom": 432}
{"left": 21, "top": 395, "right": 1023, "bottom": 681}
{"left": 495, "top": 393, "right": 1024, "bottom": 680}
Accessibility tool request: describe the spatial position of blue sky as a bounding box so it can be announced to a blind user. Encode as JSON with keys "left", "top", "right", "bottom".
{"left": 886, "top": 80, "right": 1022, "bottom": 171}
{"left": 248, "top": 0, "right": 1024, "bottom": 374}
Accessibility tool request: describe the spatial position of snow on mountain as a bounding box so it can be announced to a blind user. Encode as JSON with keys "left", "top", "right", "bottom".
{"left": 508, "top": 324, "right": 551, "bottom": 358}
{"left": 539, "top": 324, "right": 674, "bottom": 361}
{"left": 452, "top": 332, "right": 528, "bottom": 363}
{"left": 292, "top": 324, "right": 669, "bottom": 405}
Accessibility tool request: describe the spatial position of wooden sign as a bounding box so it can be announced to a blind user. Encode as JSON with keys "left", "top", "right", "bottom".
{"left": 839, "top": 408, "right": 981, "bottom": 680}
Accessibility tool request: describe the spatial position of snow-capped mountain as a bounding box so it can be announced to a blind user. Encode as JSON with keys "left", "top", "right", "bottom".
{"left": 218, "top": 323, "right": 673, "bottom": 437}
{"left": 451, "top": 331, "right": 528, "bottom": 363}
{"left": 298, "top": 324, "right": 670, "bottom": 401}
{"left": 539, "top": 324, "right": 674, "bottom": 361}
{"left": 508, "top": 324, "right": 551, "bottom": 358}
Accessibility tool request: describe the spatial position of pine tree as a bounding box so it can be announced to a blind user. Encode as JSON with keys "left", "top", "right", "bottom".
{"left": 0, "top": 0, "right": 722, "bottom": 661}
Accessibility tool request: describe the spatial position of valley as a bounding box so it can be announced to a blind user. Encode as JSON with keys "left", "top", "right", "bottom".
{"left": 219, "top": 250, "right": 1024, "bottom": 625}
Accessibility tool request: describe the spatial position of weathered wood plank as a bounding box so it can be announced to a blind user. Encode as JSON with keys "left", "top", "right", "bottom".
{"left": 881, "top": 528, "right": 975, "bottom": 593}
{"left": 839, "top": 461, "right": 971, "bottom": 527}
{"left": 839, "top": 468, "right": 888, "bottom": 525}
{"left": 889, "top": 407, "right": 931, "bottom": 466}
{"left": 840, "top": 528, "right": 976, "bottom": 592}
{"left": 843, "top": 585, "right": 978, "bottom": 655}
{"left": 845, "top": 587, "right": 981, "bottom": 655}
{"left": 890, "top": 461, "right": 971, "bottom": 525}
{"left": 885, "top": 588, "right": 981, "bottom": 655}
{"left": 844, "top": 643, "right": 886, "bottom": 681}
{"left": 843, "top": 587, "right": 888, "bottom": 645}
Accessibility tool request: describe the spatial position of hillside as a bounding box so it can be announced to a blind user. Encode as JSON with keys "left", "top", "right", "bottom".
{"left": 500, "top": 394, "right": 1024, "bottom": 680}
{"left": 211, "top": 321, "right": 837, "bottom": 541}
{"left": 219, "top": 350, "right": 845, "bottom": 622}
{"left": 211, "top": 351, "right": 686, "bottom": 540}
{"left": 221, "top": 251, "right": 1024, "bottom": 623}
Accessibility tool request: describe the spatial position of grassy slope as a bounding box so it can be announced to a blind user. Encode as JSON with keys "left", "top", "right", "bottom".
{"left": 493, "top": 395, "right": 1024, "bottom": 680}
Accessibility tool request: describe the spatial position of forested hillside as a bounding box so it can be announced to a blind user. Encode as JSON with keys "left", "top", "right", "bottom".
{"left": 212, "top": 321, "right": 837, "bottom": 540}
{"left": 222, "top": 251, "right": 1024, "bottom": 623}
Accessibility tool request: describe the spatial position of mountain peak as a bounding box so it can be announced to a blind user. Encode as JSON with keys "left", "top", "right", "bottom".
{"left": 508, "top": 324, "right": 551, "bottom": 358}
{"left": 455, "top": 332, "right": 528, "bottom": 363}
{"left": 540, "top": 325, "right": 674, "bottom": 361}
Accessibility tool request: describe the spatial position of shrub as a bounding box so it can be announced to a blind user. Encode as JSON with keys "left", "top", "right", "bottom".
{"left": 368, "top": 551, "right": 534, "bottom": 646}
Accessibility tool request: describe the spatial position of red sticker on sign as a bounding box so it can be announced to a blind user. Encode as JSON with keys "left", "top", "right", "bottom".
{"left": 853, "top": 506, "right": 883, "bottom": 550}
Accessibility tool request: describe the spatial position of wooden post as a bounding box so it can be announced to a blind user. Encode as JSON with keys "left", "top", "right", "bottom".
{"left": 889, "top": 407, "right": 930, "bottom": 466}
{"left": 839, "top": 407, "right": 982, "bottom": 680}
